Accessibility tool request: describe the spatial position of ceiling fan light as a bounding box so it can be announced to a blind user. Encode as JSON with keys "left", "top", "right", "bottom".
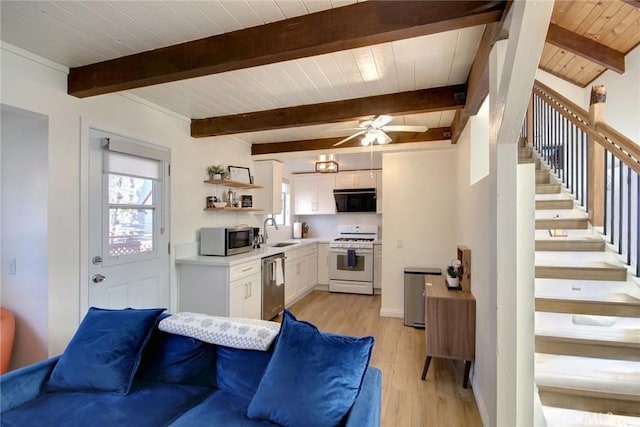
{"left": 361, "top": 132, "right": 375, "bottom": 146}
{"left": 375, "top": 131, "right": 386, "bottom": 145}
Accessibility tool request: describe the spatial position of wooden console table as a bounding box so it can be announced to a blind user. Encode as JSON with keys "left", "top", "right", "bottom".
{"left": 421, "top": 274, "right": 476, "bottom": 388}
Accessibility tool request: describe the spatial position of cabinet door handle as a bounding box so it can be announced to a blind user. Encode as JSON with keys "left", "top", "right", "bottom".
{"left": 241, "top": 266, "right": 252, "bottom": 272}
{"left": 248, "top": 282, "right": 252, "bottom": 298}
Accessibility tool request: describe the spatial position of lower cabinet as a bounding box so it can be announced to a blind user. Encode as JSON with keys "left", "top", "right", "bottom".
{"left": 229, "top": 273, "right": 261, "bottom": 319}
{"left": 305, "top": 244, "right": 318, "bottom": 290}
{"left": 317, "top": 243, "right": 329, "bottom": 285}
{"left": 283, "top": 243, "right": 318, "bottom": 306}
{"left": 177, "top": 259, "right": 262, "bottom": 319}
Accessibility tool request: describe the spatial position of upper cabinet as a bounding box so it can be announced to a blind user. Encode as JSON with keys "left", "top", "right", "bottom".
{"left": 294, "top": 174, "right": 335, "bottom": 215}
{"left": 253, "top": 160, "right": 283, "bottom": 214}
{"left": 294, "top": 170, "right": 383, "bottom": 215}
{"left": 335, "top": 170, "right": 377, "bottom": 189}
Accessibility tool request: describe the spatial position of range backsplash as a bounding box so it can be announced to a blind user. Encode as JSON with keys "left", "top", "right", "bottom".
{"left": 295, "top": 213, "right": 381, "bottom": 240}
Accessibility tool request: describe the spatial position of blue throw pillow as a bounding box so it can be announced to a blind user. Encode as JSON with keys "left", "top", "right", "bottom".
{"left": 136, "top": 314, "right": 217, "bottom": 387}
{"left": 215, "top": 346, "right": 273, "bottom": 399}
{"left": 48, "top": 307, "right": 165, "bottom": 395}
{"left": 246, "top": 310, "right": 374, "bottom": 427}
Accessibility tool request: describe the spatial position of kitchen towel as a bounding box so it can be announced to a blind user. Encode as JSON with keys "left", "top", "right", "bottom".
{"left": 275, "top": 258, "right": 284, "bottom": 287}
{"left": 347, "top": 249, "right": 357, "bottom": 268}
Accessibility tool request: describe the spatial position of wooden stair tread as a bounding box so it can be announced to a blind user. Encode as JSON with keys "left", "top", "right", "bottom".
{"left": 536, "top": 372, "right": 640, "bottom": 398}
{"left": 536, "top": 218, "right": 589, "bottom": 230}
{"left": 542, "top": 407, "right": 639, "bottom": 427}
{"left": 536, "top": 291, "right": 640, "bottom": 305}
{"left": 535, "top": 238, "right": 605, "bottom": 252}
{"left": 536, "top": 199, "right": 574, "bottom": 210}
{"left": 535, "top": 263, "right": 628, "bottom": 281}
{"left": 536, "top": 353, "right": 640, "bottom": 397}
{"left": 536, "top": 328, "right": 640, "bottom": 346}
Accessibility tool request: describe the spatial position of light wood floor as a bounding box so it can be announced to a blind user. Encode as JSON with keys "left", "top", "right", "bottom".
{"left": 288, "top": 291, "right": 483, "bottom": 427}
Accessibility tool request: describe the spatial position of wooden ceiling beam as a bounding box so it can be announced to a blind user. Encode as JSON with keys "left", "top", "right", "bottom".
{"left": 68, "top": 1, "right": 506, "bottom": 98}
{"left": 192, "top": 85, "right": 466, "bottom": 138}
{"left": 545, "top": 24, "right": 625, "bottom": 74}
{"left": 620, "top": 0, "right": 640, "bottom": 9}
{"left": 450, "top": 2, "right": 512, "bottom": 144}
{"left": 251, "top": 128, "right": 452, "bottom": 155}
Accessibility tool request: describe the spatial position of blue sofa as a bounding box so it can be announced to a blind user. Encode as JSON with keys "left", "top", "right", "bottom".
{"left": 0, "top": 309, "right": 381, "bottom": 427}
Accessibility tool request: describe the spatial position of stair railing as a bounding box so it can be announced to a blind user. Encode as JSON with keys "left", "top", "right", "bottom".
{"left": 530, "top": 80, "right": 640, "bottom": 277}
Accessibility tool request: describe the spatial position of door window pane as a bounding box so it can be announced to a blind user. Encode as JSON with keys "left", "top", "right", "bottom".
{"left": 108, "top": 208, "right": 154, "bottom": 256}
{"left": 108, "top": 174, "right": 153, "bottom": 205}
{"left": 107, "top": 173, "right": 155, "bottom": 257}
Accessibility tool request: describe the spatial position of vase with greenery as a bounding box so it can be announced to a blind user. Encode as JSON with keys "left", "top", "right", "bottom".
{"left": 207, "top": 165, "right": 226, "bottom": 180}
{"left": 446, "top": 258, "right": 462, "bottom": 288}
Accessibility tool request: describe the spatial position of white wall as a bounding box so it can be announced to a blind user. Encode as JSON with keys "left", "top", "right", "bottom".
{"left": 589, "top": 44, "right": 640, "bottom": 143}
{"left": 537, "top": 44, "right": 640, "bottom": 145}
{"left": 380, "top": 149, "right": 457, "bottom": 317}
{"left": 1, "top": 44, "right": 254, "bottom": 357}
{"left": 535, "top": 68, "right": 587, "bottom": 109}
{"left": 455, "top": 119, "right": 496, "bottom": 425}
{"left": 1, "top": 105, "right": 49, "bottom": 369}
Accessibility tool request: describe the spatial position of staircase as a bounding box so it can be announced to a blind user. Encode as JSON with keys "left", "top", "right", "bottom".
{"left": 520, "top": 142, "right": 640, "bottom": 426}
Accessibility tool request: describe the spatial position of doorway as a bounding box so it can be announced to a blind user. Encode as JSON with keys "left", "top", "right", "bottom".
{"left": 85, "top": 129, "right": 170, "bottom": 311}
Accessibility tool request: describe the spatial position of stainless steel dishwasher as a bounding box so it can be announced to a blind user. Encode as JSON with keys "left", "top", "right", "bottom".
{"left": 262, "top": 253, "right": 285, "bottom": 320}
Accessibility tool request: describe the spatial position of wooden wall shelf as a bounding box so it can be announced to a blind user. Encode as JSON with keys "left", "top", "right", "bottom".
{"left": 203, "top": 207, "right": 263, "bottom": 212}
{"left": 203, "top": 179, "right": 263, "bottom": 189}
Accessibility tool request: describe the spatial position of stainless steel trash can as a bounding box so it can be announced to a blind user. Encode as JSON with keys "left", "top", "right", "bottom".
{"left": 404, "top": 267, "right": 442, "bottom": 328}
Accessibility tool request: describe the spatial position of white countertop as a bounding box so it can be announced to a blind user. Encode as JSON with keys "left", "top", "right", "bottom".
{"left": 175, "top": 238, "right": 326, "bottom": 267}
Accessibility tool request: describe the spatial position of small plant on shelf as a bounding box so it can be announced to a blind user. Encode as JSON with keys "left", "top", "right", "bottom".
{"left": 207, "top": 165, "right": 226, "bottom": 180}
{"left": 446, "top": 258, "right": 462, "bottom": 289}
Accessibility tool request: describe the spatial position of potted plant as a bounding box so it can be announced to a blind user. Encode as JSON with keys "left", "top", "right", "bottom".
{"left": 446, "top": 258, "right": 462, "bottom": 289}
{"left": 207, "top": 165, "right": 226, "bottom": 180}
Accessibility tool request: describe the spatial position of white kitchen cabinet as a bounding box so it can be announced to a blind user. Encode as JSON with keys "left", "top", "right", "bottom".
{"left": 376, "top": 171, "right": 383, "bottom": 214}
{"left": 253, "top": 160, "right": 283, "bottom": 214}
{"left": 374, "top": 244, "right": 382, "bottom": 290}
{"left": 284, "top": 247, "right": 305, "bottom": 305}
{"left": 229, "top": 273, "right": 261, "bottom": 319}
{"left": 317, "top": 243, "right": 329, "bottom": 285}
{"left": 284, "top": 259, "right": 297, "bottom": 303}
{"left": 177, "top": 259, "right": 263, "bottom": 319}
{"left": 335, "top": 170, "right": 377, "bottom": 189}
{"left": 294, "top": 174, "right": 335, "bottom": 215}
{"left": 304, "top": 244, "right": 318, "bottom": 292}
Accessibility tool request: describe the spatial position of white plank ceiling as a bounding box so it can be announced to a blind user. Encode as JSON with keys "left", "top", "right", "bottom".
{"left": 1, "top": 0, "right": 484, "bottom": 151}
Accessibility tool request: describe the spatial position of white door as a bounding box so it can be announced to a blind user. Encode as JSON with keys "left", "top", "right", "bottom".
{"left": 88, "top": 129, "right": 170, "bottom": 309}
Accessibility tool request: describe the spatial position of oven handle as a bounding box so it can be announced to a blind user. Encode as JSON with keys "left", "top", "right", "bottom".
{"left": 329, "top": 248, "right": 373, "bottom": 254}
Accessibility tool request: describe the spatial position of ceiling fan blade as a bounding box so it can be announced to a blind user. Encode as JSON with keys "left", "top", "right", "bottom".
{"left": 333, "top": 130, "right": 366, "bottom": 147}
{"left": 381, "top": 131, "right": 393, "bottom": 144}
{"left": 358, "top": 119, "right": 373, "bottom": 128}
{"left": 382, "top": 125, "right": 429, "bottom": 132}
{"left": 371, "top": 115, "right": 392, "bottom": 128}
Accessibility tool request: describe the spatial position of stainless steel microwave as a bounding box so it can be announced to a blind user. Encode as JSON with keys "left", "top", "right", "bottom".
{"left": 199, "top": 226, "right": 254, "bottom": 256}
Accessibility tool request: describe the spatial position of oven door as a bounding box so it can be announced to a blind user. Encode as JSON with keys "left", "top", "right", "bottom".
{"left": 329, "top": 248, "right": 373, "bottom": 282}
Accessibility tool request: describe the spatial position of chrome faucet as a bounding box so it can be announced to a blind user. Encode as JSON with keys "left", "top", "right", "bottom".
{"left": 263, "top": 217, "right": 279, "bottom": 245}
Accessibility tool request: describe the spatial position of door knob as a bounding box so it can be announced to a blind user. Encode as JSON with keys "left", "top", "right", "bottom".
{"left": 92, "top": 274, "right": 106, "bottom": 283}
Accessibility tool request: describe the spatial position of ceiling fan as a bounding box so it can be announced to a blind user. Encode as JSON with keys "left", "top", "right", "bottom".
{"left": 333, "top": 115, "right": 428, "bottom": 147}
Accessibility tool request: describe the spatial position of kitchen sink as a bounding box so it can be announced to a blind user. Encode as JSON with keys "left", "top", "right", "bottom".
{"left": 271, "top": 242, "right": 298, "bottom": 247}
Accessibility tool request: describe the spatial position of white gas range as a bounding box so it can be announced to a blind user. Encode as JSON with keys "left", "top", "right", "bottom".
{"left": 328, "top": 225, "right": 377, "bottom": 295}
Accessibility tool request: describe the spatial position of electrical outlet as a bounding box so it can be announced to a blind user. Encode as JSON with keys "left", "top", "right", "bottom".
{"left": 397, "top": 240, "right": 403, "bottom": 248}
{"left": 8, "top": 258, "right": 16, "bottom": 275}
